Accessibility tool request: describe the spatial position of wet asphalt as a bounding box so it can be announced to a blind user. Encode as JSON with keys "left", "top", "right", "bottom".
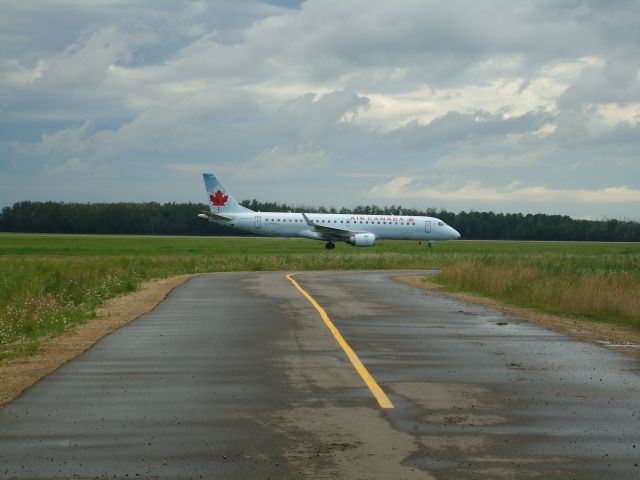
{"left": 0, "top": 271, "right": 639, "bottom": 479}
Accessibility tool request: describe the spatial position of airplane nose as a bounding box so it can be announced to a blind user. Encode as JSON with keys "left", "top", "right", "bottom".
{"left": 450, "top": 227, "right": 461, "bottom": 239}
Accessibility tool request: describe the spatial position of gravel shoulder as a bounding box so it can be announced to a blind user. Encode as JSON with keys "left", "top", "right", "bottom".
{"left": 0, "top": 274, "right": 197, "bottom": 407}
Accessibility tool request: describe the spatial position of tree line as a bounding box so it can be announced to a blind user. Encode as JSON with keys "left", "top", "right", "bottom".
{"left": 1, "top": 200, "right": 639, "bottom": 242}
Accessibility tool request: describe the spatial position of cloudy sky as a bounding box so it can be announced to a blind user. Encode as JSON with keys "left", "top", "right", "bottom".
{"left": 1, "top": 0, "right": 639, "bottom": 219}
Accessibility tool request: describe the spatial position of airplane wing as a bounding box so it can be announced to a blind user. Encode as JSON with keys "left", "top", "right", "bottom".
{"left": 301, "top": 213, "right": 362, "bottom": 241}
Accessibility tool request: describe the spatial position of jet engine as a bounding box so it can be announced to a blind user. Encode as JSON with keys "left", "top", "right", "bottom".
{"left": 349, "top": 233, "right": 376, "bottom": 247}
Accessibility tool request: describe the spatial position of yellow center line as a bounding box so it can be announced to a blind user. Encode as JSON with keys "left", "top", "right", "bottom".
{"left": 286, "top": 273, "right": 394, "bottom": 409}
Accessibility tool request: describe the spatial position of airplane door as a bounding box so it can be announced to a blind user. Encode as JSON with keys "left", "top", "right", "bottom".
{"left": 346, "top": 219, "right": 351, "bottom": 228}
{"left": 425, "top": 221, "right": 431, "bottom": 233}
{"left": 254, "top": 216, "right": 261, "bottom": 229}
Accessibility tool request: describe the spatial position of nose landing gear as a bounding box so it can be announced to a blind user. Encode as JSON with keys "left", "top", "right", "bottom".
{"left": 325, "top": 241, "right": 336, "bottom": 250}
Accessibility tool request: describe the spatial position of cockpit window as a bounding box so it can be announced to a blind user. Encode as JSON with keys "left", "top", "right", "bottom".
{"left": 438, "top": 222, "right": 444, "bottom": 226}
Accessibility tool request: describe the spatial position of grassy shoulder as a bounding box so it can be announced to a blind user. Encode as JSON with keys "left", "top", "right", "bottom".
{"left": 1, "top": 234, "right": 639, "bottom": 360}
{"left": 432, "top": 255, "right": 640, "bottom": 330}
{"left": 1, "top": 274, "right": 193, "bottom": 406}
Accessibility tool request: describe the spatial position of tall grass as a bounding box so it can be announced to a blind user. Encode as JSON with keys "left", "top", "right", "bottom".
{"left": 434, "top": 257, "right": 640, "bottom": 328}
{"left": 0, "top": 257, "right": 142, "bottom": 358}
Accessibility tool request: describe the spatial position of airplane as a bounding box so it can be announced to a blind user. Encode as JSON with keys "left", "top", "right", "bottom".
{"left": 198, "top": 173, "right": 461, "bottom": 249}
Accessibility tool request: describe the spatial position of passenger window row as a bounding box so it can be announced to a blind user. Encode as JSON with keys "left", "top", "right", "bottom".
{"left": 265, "top": 217, "right": 416, "bottom": 226}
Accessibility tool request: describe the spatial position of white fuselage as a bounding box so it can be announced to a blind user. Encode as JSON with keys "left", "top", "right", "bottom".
{"left": 211, "top": 211, "right": 460, "bottom": 242}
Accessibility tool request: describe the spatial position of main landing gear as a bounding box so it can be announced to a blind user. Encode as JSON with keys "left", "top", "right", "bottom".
{"left": 325, "top": 241, "right": 336, "bottom": 250}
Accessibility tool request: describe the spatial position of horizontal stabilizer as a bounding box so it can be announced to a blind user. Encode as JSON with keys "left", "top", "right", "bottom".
{"left": 197, "top": 212, "right": 233, "bottom": 221}
{"left": 209, "top": 212, "right": 233, "bottom": 221}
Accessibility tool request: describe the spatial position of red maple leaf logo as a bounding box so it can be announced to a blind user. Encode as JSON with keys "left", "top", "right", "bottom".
{"left": 210, "top": 190, "right": 228, "bottom": 207}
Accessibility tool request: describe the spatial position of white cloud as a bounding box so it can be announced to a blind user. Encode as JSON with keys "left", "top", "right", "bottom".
{"left": 44, "top": 156, "right": 92, "bottom": 174}
{"left": 33, "top": 26, "right": 154, "bottom": 89}
{"left": 241, "top": 146, "right": 331, "bottom": 178}
{"left": 34, "top": 120, "right": 93, "bottom": 157}
{"left": 165, "top": 163, "right": 217, "bottom": 176}
{"left": 433, "top": 151, "right": 542, "bottom": 171}
{"left": 371, "top": 177, "right": 640, "bottom": 204}
{"left": 0, "top": 59, "right": 40, "bottom": 88}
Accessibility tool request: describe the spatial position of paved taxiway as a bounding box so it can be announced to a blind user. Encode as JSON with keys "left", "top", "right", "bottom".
{"left": 1, "top": 271, "right": 639, "bottom": 479}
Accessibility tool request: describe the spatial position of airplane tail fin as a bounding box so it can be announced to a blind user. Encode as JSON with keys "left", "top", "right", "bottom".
{"left": 203, "top": 173, "right": 253, "bottom": 214}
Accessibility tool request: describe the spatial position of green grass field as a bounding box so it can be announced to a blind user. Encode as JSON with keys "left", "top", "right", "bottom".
{"left": 1, "top": 233, "right": 639, "bottom": 359}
